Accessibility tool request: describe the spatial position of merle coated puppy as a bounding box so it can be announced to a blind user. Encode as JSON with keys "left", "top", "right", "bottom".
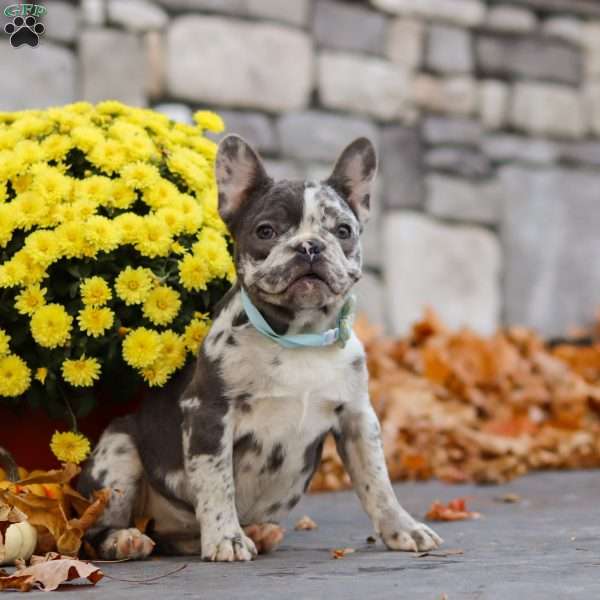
{"left": 78, "top": 136, "right": 443, "bottom": 561}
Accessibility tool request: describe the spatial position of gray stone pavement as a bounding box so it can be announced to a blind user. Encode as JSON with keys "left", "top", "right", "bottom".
{"left": 46, "top": 471, "right": 600, "bottom": 598}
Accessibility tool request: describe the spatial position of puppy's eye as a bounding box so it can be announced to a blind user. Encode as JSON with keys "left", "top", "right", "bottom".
{"left": 256, "top": 224, "right": 276, "bottom": 240}
{"left": 336, "top": 224, "right": 352, "bottom": 240}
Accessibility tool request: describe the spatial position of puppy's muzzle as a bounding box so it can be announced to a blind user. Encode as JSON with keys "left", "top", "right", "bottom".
{"left": 295, "top": 239, "right": 324, "bottom": 263}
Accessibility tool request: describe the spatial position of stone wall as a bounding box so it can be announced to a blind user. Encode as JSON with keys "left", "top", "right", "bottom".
{"left": 2, "top": 0, "right": 600, "bottom": 337}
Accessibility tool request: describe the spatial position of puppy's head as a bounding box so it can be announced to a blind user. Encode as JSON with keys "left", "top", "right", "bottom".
{"left": 215, "top": 135, "right": 376, "bottom": 312}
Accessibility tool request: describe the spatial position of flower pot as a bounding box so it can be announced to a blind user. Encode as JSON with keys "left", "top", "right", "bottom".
{"left": 0, "top": 391, "right": 142, "bottom": 471}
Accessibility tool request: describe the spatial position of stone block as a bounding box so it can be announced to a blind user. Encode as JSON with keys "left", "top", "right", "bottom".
{"left": 509, "top": 82, "right": 587, "bottom": 139}
{"left": 318, "top": 52, "right": 412, "bottom": 121}
{"left": 166, "top": 17, "right": 313, "bottom": 112}
{"left": 385, "top": 18, "right": 424, "bottom": 70}
{"left": 486, "top": 4, "right": 537, "bottom": 33}
{"left": 426, "top": 24, "right": 473, "bottom": 74}
{"left": 277, "top": 111, "right": 378, "bottom": 162}
{"left": 478, "top": 79, "right": 510, "bottom": 131}
{"left": 482, "top": 134, "right": 559, "bottom": 164}
{"left": 155, "top": 0, "right": 310, "bottom": 26}
{"left": 542, "top": 16, "right": 584, "bottom": 46}
{"left": 475, "top": 35, "right": 582, "bottom": 86}
{"left": 383, "top": 212, "right": 501, "bottom": 335}
{"left": 0, "top": 43, "right": 76, "bottom": 110}
{"left": 422, "top": 116, "right": 482, "bottom": 146}
{"left": 370, "top": 0, "right": 485, "bottom": 28}
{"left": 80, "top": 30, "right": 147, "bottom": 106}
{"left": 412, "top": 75, "right": 478, "bottom": 116}
{"left": 379, "top": 125, "right": 423, "bottom": 209}
{"left": 313, "top": 0, "right": 387, "bottom": 55}
{"left": 44, "top": 1, "right": 79, "bottom": 43}
{"left": 209, "top": 111, "right": 278, "bottom": 155}
{"left": 500, "top": 166, "right": 600, "bottom": 336}
{"left": 425, "top": 148, "right": 491, "bottom": 179}
{"left": 425, "top": 174, "right": 500, "bottom": 224}
{"left": 108, "top": 0, "right": 168, "bottom": 31}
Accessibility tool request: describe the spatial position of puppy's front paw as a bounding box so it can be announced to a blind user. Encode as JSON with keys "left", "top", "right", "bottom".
{"left": 381, "top": 521, "right": 443, "bottom": 552}
{"left": 202, "top": 531, "right": 257, "bottom": 562}
{"left": 100, "top": 527, "right": 155, "bottom": 560}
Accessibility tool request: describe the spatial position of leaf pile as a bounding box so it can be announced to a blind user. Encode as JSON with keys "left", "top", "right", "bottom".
{"left": 312, "top": 311, "right": 600, "bottom": 491}
{"left": 0, "top": 463, "right": 109, "bottom": 556}
{"left": 425, "top": 498, "right": 480, "bottom": 522}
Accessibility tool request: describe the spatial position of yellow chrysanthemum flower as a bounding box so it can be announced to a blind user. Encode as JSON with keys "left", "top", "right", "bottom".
{"left": 121, "top": 161, "right": 161, "bottom": 190}
{"left": 115, "top": 266, "right": 154, "bottom": 305}
{"left": 159, "top": 330, "right": 187, "bottom": 372}
{"left": 142, "top": 285, "right": 181, "bottom": 326}
{"left": 0, "top": 354, "right": 31, "bottom": 397}
{"left": 184, "top": 318, "right": 211, "bottom": 353}
{"left": 109, "top": 179, "right": 137, "bottom": 210}
{"left": 177, "top": 194, "right": 204, "bottom": 234}
{"left": 179, "top": 253, "right": 211, "bottom": 291}
{"left": 80, "top": 276, "right": 112, "bottom": 306}
{"left": 114, "top": 212, "right": 143, "bottom": 243}
{"left": 30, "top": 164, "right": 72, "bottom": 204}
{"left": 56, "top": 221, "right": 87, "bottom": 258}
{"left": 134, "top": 216, "right": 172, "bottom": 258}
{"left": 0, "top": 181, "right": 7, "bottom": 203}
{"left": 41, "top": 133, "right": 72, "bottom": 161}
{"left": 74, "top": 176, "right": 113, "bottom": 206}
{"left": 84, "top": 215, "right": 121, "bottom": 253}
{"left": 15, "top": 284, "right": 47, "bottom": 316}
{"left": 143, "top": 179, "right": 179, "bottom": 210}
{"left": 167, "top": 148, "right": 209, "bottom": 192}
{"left": 122, "top": 327, "right": 162, "bottom": 368}
{"left": 193, "top": 110, "right": 225, "bottom": 133}
{"left": 0, "top": 258, "right": 27, "bottom": 288}
{"left": 30, "top": 304, "right": 73, "bottom": 348}
{"left": 77, "top": 306, "right": 115, "bottom": 338}
{"left": 62, "top": 356, "right": 101, "bottom": 387}
{"left": 25, "top": 229, "right": 61, "bottom": 266}
{"left": 0, "top": 329, "right": 10, "bottom": 357}
{"left": 13, "top": 191, "right": 47, "bottom": 230}
{"left": 140, "top": 361, "right": 173, "bottom": 388}
{"left": 88, "top": 139, "right": 129, "bottom": 173}
{"left": 50, "top": 431, "right": 91, "bottom": 464}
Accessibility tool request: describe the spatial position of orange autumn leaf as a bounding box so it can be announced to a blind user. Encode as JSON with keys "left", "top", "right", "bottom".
{"left": 426, "top": 498, "right": 481, "bottom": 522}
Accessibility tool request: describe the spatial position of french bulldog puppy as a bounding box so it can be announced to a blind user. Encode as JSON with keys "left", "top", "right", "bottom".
{"left": 78, "top": 136, "right": 442, "bottom": 561}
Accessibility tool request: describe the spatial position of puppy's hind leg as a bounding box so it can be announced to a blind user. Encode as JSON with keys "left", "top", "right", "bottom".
{"left": 78, "top": 417, "right": 155, "bottom": 560}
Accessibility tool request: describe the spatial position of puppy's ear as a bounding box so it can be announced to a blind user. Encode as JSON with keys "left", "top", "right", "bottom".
{"left": 326, "top": 138, "right": 377, "bottom": 225}
{"left": 216, "top": 135, "right": 269, "bottom": 227}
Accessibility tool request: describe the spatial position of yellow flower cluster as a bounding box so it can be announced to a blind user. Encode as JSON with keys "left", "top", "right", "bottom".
{"left": 0, "top": 101, "right": 233, "bottom": 404}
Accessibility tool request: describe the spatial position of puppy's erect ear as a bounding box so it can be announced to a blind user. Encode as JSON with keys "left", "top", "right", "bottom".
{"left": 326, "top": 137, "right": 377, "bottom": 225}
{"left": 216, "top": 135, "right": 269, "bottom": 227}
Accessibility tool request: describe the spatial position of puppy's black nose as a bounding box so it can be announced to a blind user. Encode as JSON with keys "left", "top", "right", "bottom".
{"left": 295, "top": 239, "right": 323, "bottom": 262}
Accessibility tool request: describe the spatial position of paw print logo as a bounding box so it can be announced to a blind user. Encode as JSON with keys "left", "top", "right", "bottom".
{"left": 4, "top": 15, "right": 45, "bottom": 48}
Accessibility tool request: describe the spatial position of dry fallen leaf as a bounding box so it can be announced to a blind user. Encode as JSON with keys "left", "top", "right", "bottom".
{"left": 0, "top": 553, "right": 102, "bottom": 592}
{"left": 331, "top": 547, "right": 355, "bottom": 559}
{"left": 294, "top": 515, "right": 318, "bottom": 531}
{"left": 243, "top": 523, "right": 284, "bottom": 554}
{"left": 426, "top": 498, "right": 481, "bottom": 522}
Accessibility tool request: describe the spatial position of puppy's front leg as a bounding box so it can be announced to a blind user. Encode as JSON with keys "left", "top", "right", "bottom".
{"left": 182, "top": 401, "right": 256, "bottom": 562}
{"left": 335, "top": 402, "right": 443, "bottom": 552}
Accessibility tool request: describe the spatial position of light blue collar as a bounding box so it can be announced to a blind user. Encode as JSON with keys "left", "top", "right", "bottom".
{"left": 240, "top": 288, "right": 355, "bottom": 349}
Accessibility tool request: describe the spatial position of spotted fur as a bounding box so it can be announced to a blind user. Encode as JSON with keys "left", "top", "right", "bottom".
{"left": 79, "top": 136, "right": 442, "bottom": 561}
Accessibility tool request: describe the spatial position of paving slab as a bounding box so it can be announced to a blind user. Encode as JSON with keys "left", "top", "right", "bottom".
{"left": 35, "top": 471, "right": 600, "bottom": 598}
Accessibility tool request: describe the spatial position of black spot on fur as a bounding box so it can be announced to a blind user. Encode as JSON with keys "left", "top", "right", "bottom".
{"left": 334, "top": 404, "right": 344, "bottom": 414}
{"left": 302, "top": 432, "right": 328, "bottom": 491}
{"left": 114, "top": 445, "right": 129, "bottom": 455}
{"left": 287, "top": 495, "right": 301, "bottom": 510}
{"left": 272, "top": 356, "right": 281, "bottom": 367}
{"left": 232, "top": 310, "right": 249, "bottom": 327}
{"left": 266, "top": 443, "right": 285, "bottom": 473}
{"left": 213, "top": 330, "right": 224, "bottom": 343}
{"left": 234, "top": 432, "right": 262, "bottom": 457}
{"left": 97, "top": 469, "right": 108, "bottom": 485}
{"left": 226, "top": 334, "right": 237, "bottom": 346}
{"left": 352, "top": 356, "right": 365, "bottom": 370}
{"left": 267, "top": 502, "right": 282, "bottom": 514}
